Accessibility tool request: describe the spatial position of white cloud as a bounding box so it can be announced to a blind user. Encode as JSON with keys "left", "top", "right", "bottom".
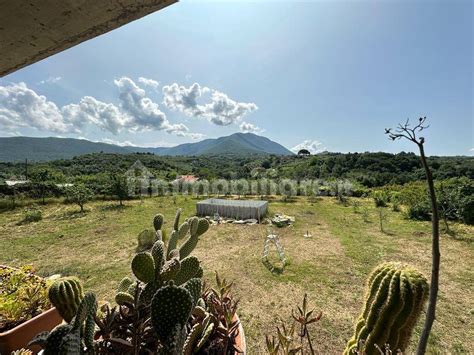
{"left": 39, "top": 76, "right": 62, "bottom": 85}
{"left": 0, "top": 79, "right": 201, "bottom": 138}
{"left": 203, "top": 91, "right": 258, "bottom": 126}
{"left": 162, "top": 82, "right": 258, "bottom": 126}
{"left": 185, "top": 132, "right": 205, "bottom": 140}
{"left": 79, "top": 136, "right": 177, "bottom": 148}
{"left": 239, "top": 121, "right": 264, "bottom": 134}
{"left": 0, "top": 82, "right": 75, "bottom": 133}
{"left": 291, "top": 140, "right": 327, "bottom": 154}
{"left": 114, "top": 77, "right": 169, "bottom": 131}
{"left": 162, "top": 82, "right": 208, "bottom": 117}
{"left": 100, "top": 138, "right": 135, "bottom": 146}
{"left": 62, "top": 96, "right": 126, "bottom": 134}
{"left": 138, "top": 77, "right": 160, "bottom": 90}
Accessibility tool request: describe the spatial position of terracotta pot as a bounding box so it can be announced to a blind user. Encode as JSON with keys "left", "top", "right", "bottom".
{"left": 0, "top": 307, "right": 62, "bottom": 354}
{"left": 233, "top": 314, "right": 246, "bottom": 355}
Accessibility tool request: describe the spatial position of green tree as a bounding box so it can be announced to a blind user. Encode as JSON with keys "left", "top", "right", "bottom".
{"left": 30, "top": 169, "right": 50, "bottom": 205}
{"left": 66, "top": 184, "right": 93, "bottom": 212}
{"left": 109, "top": 173, "right": 129, "bottom": 206}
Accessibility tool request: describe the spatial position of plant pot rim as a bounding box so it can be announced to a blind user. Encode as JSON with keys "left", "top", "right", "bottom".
{"left": 0, "top": 307, "right": 61, "bottom": 355}
{"left": 233, "top": 313, "right": 246, "bottom": 355}
{"left": 0, "top": 307, "right": 58, "bottom": 336}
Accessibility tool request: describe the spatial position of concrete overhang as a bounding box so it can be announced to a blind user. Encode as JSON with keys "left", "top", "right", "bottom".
{"left": 0, "top": 0, "right": 177, "bottom": 77}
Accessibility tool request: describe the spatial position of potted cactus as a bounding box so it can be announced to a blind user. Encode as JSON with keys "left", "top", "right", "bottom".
{"left": 30, "top": 209, "right": 246, "bottom": 354}
{"left": 0, "top": 265, "right": 62, "bottom": 354}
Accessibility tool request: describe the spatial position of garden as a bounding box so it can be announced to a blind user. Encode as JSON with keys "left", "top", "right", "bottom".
{"left": 1, "top": 192, "right": 472, "bottom": 353}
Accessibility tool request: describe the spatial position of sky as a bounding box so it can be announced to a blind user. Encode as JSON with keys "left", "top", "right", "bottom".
{"left": 0, "top": 0, "right": 472, "bottom": 155}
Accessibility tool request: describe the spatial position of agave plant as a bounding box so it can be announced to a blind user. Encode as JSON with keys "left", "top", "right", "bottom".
{"left": 265, "top": 294, "right": 322, "bottom": 355}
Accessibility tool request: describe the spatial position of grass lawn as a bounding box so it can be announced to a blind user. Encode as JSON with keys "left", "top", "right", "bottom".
{"left": 0, "top": 196, "right": 472, "bottom": 353}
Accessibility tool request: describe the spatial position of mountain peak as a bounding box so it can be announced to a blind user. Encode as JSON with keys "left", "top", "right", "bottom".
{"left": 0, "top": 133, "right": 293, "bottom": 162}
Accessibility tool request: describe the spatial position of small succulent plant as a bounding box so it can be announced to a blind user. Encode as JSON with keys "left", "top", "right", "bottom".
{"left": 0, "top": 265, "right": 51, "bottom": 333}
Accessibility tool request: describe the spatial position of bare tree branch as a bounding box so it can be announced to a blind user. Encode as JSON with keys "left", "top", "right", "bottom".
{"left": 386, "top": 117, "right": 440, "bottom": 355}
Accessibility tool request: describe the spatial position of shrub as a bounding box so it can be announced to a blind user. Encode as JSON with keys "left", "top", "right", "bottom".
{"left": 462, "top": 198, "right": 474, "bottom": 225}
{"left": 405, "top": 202, "right": 431, "bottom": 221}
{"left": 372, "top": 190, "right": 388, "bottom": 207}
{"left": 18, "top": 206, "right": 42, "bottom": 224}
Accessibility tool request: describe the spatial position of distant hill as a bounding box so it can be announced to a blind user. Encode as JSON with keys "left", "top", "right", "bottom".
{"left": 0, "top": 136, "right": 130, "bottom": 162}
{"left": 142, "top": 133, "right": 293, "bottom": 156}
{"left": 0, "top": 133, "right": 293, "bottom": 162}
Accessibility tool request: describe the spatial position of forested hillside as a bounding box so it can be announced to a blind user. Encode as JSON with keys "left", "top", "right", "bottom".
{"left": 1, "top": 151, "right": 472, "bottom": 187}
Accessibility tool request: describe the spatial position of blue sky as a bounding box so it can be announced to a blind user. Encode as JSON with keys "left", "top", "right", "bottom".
{"left": 0, "top": 0, "right": 472, "bottom": 155}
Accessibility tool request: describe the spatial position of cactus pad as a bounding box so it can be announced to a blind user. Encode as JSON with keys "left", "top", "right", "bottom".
{"left": 115, "top": 291, "right": 134, "bottom": 306}
{"left": 117, "top": 277, "right": 133, "bottom": 293}
{"left": 153, "top": 213, "right": 164, "bottom": 231}
{"left": 174, "top": 256, "right": 201, "bottom": 285}
{"left": 182, "top": 277, "right": 202, "bottom": 306}
{"left": 131, "top": 252, "right": 156, "bottom": 283}
{"left": 178, "top": 221, "right": 190, "bottom": 239}
{"left": 196, "top": 218, "right": 209, "bottom": 236}
{"left": 189, "top": 217, "right": 199, "bottom": 235}
{"left": 151, "top": 283, "right": 193, "bottom": 342}
{"left": 160, "top": 257, "right": 181, "bottom": 281}
{"left": 137, "top": 229, "right": 156, "bottom": 250}
{"left": 173, "top": 208, "right": 182, "bottom": 231}
{"left": 151, "top": 240, "right": 165, "bottom": 272}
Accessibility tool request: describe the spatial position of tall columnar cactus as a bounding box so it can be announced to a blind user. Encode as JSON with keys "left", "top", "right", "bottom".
{"left": 48, "top": 277, "right": 84, "bottom": 323}
{"left": 344, "top": 262, "right": 429, "bottom": 355}
{"left": 29, "top": 292, "right": 97, "bottom": 353}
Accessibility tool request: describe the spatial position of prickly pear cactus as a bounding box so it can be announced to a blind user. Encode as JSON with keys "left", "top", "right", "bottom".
{"left": 174, "top": 256, "right": 201, "bottom": 286}
{"left": 115, "top": 291, "right": 134, "bottom": 306}
{"left": 178, "top": 221, "right": 190, "bottom": 239}
{"left": 151, "top": 283, "right": 194, "bottom": 354}
{"left": 344, "top": 262, "right": 429, "bottom": 355}
{"left": 167, "top": 230, "right": 180, "bottom": 259}
{"left": 182, "top": 277, "right": 202, "bottom": 306}
{"left": 154, "top": 213, "right": 164, "bottom": 231}
{"left": 48, "top": 277, "right": 84, "bottom": 323}
{"left": 131, "top": 252, "right": 155, "bottom": 283}
{"left": 196, "top": 218, "right": 209, "bottom": 236}
{"left": 173, "top": 209, "right": 182, "bottom": 231}
{"left": 117, "top": 276, "right": 133, "bottom": 293}
{"left": 137, "top": 229, "right": 157, "bottom": 251}
{"left": 151, "top": 240, "right": 165, "bottom": 273}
